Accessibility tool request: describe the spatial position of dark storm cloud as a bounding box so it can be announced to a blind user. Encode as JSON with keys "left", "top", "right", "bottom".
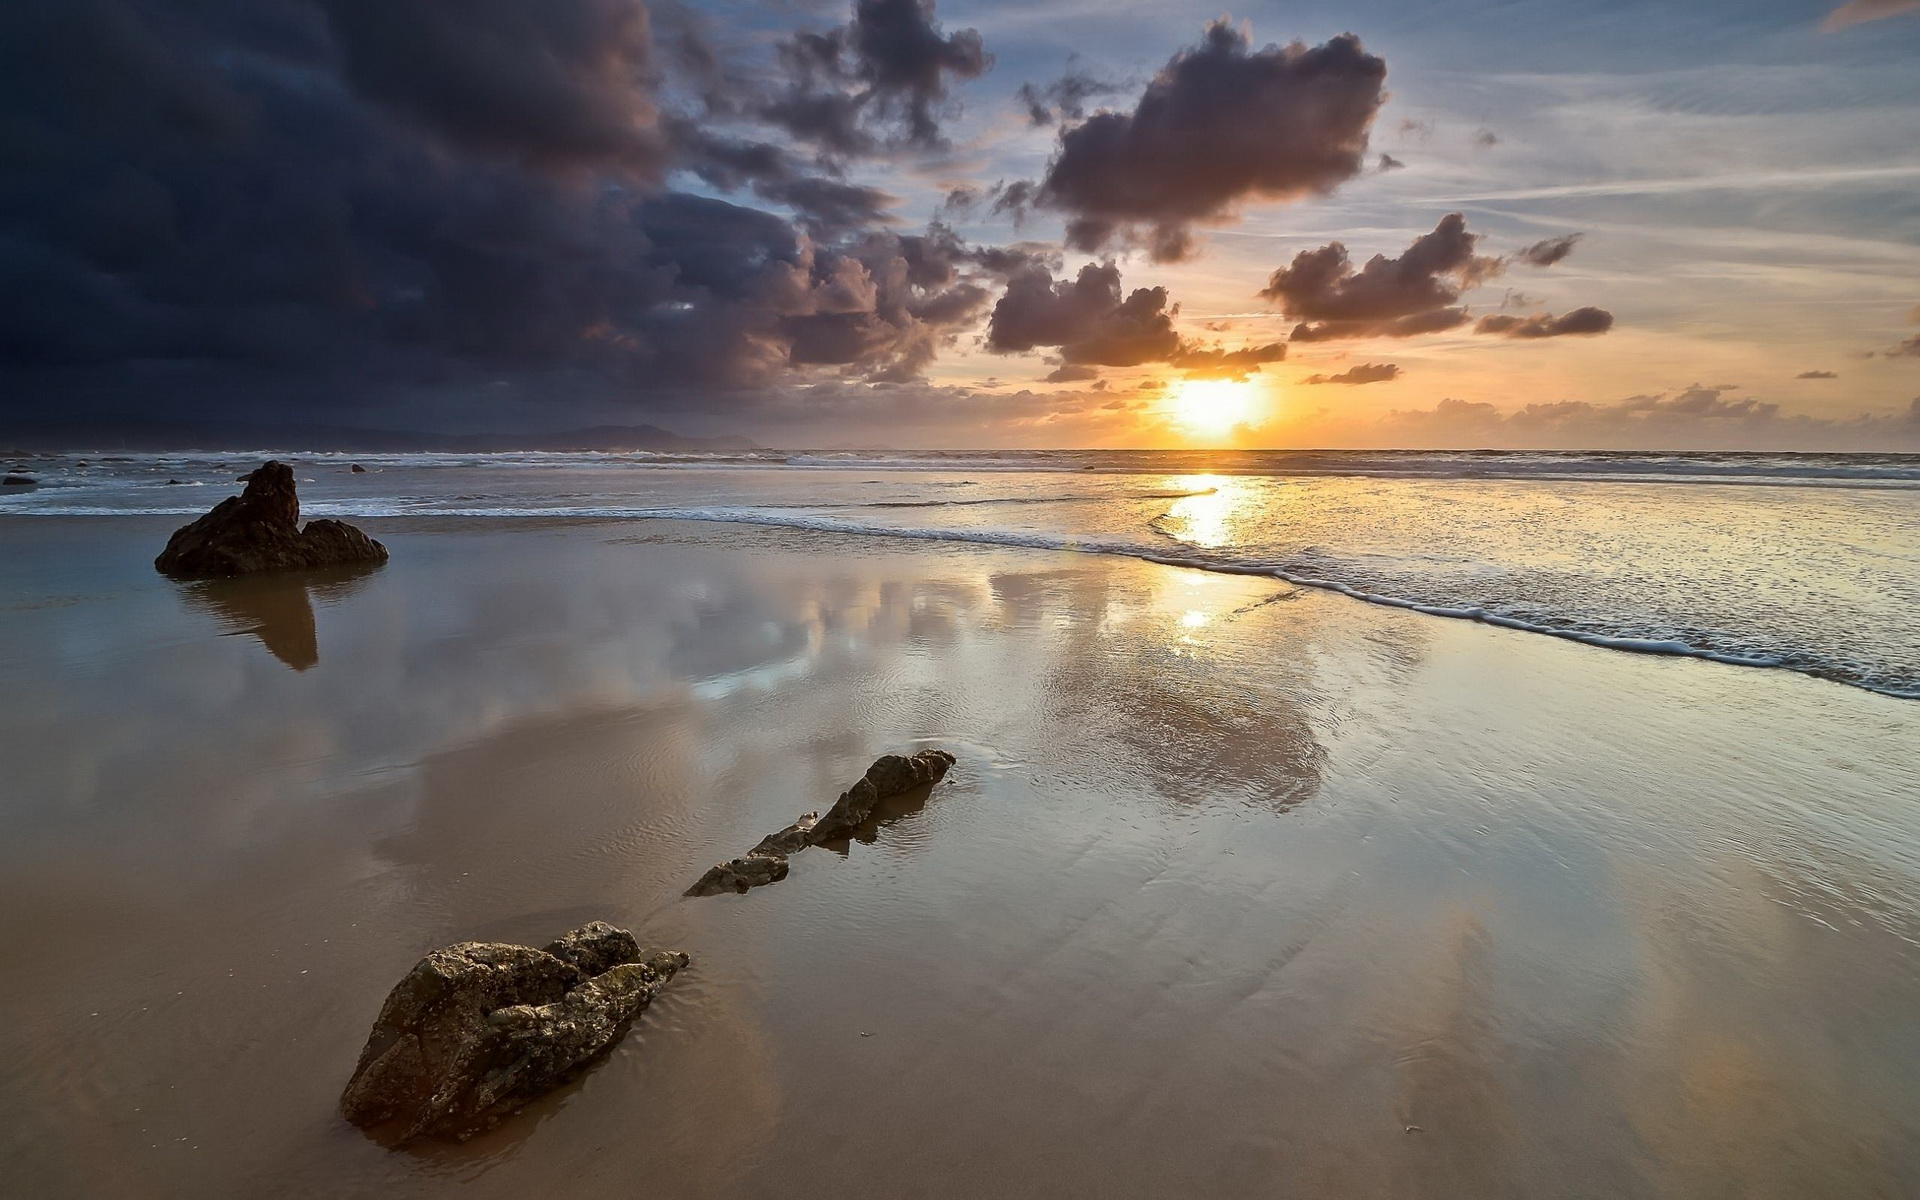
{"left": 1797, "top": 370, "right": 1839, "bottom": 379}
{"left": 1034, "top": 23, "right": 1387, "bottom": 261}
{"left": 1516, "top": 233, "right": 1582, "bottom": 267}
{"left": 0, "top": 0, "right": 1009, "bottom": 430}
{"left": 1476, "top": 307, "right": 1615, "bottom": 338}
{"left": 758, "top": 0, "right": 991, "bottom": 155}
{"left": 1304, "top": 362, "right": 1400, "bottom": 385}
{"left": 316, "top": 0, "right": 665, "bottom": 174}
{"left": 664, "top": 118, "right": 894, "bottom": 236}
{"left": 1261, "top": 214, "right": 1500, "bottom": 341}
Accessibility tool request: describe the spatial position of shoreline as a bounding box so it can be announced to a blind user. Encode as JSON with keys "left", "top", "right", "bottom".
{"left": 11, "top": 508, "right": 1915, "bottom": 702}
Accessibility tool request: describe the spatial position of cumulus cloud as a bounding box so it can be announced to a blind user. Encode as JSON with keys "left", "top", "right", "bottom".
{"left": 1475, "top": 307, "right": 1615, "bottom": 338}
{"left": 1034, "top": 23, "right": 1387, "bottom": 261}
{"left": 1516, "top": 234, "right": 1582, "bottom": 267}
{"left": 987, "top": 261, "right": 1283, "bottom": 376}
{"left": 986, "top": 262, "right": 1181, "bottom": 366}
{"left": 1261, "top": 213, "right": 1500, "bottom": 341}
{"left": 1797, "top": 370, "right": 1839, "bottom": 379}
{"left": 1821, "top": 1, "right": 1920, "bottom": 31}
{"left": 1304, "top": 362, "right": 1399, "bottom": 385}
{"left": 759, "top": 0, "right": 990, "bottom": 155}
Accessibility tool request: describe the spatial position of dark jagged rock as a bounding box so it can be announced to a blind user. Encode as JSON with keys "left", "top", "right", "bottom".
{"left": 350, "top": 463, "right": 367, "bottom": 473}
{"left": 2, "top": 474, "right": 35, "bottom": 486}
{"left": 809, "top": 749, "right": 956, "bottom": 843}
{"left": 685, "top": 750, "right": 955, "bottom": 897}
{"left": 154, "top": 460, "right": 388, "bottom": 578}
{"left": 340, "top": 921, "right": 686, "bottom": 1143}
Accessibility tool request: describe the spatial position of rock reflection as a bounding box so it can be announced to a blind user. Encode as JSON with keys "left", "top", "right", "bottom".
{"left": 178, "top": 564, "right": 381, "bottom": 670}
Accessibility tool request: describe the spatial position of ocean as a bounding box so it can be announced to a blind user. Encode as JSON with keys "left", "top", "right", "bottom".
{"left": 8, "top": 447, "right": 1918, "bottom": 698}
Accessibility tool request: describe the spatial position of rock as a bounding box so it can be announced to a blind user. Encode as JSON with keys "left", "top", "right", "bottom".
{"left": 154, "top": 460, "right": 388, "bottom": 578}
{"left": 2, "top": 474, "right": 35, "bottom": 486}
{"left": 166, "top": 478, "right": 184, "bottom": 485}
{"left": 350, "top": 463, "right": 367, "bottom": 473}
{"left": 749, "top": 811, "right": 820, "bottom": 858}
{"left": 340, "top": 921, "right": 687, "bottom": 1143}
{"left": 809, "top": 749, "right": 956, "bottom": 843}
{"left": 543, "top": 921, "right": 640, "bottom": 975}
{"left": 686, "top": 852, "right": 790, "bottom": 897}
{"left": 685, "top": 750, "right": 955, "bottom": 897}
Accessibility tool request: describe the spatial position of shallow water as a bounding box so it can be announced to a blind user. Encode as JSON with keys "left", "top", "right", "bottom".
{"left": 1, "top": 515, "right": 1918, "bottom": 1197}
{"left": 7, "top": 449, "right": 1918, "bottom": 696}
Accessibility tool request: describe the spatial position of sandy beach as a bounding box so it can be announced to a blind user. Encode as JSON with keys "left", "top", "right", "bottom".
{"left": 3, "top": 511, "right": 1918, "bottom": 1197}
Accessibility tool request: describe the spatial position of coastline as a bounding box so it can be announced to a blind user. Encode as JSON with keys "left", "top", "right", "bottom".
{"left": 2, "top": 515, "right": 1919, "bottom": 1196}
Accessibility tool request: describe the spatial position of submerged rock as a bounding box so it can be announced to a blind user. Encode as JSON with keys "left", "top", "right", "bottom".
{"left": 2, "top": 474, "right": 35, "bottom": 486}
{"left": 340, "top": 921, "right": 687, "bottom": 1143}
{"left": 685, "top": 750, "right": 954, "bottom": 897}
{"left": 686, "top": 853, "right": 790, "bottom": 896}
{"left": 154, "top": 460, "right": 388, "bottom": 578}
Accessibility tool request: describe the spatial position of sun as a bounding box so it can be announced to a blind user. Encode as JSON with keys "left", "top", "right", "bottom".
{"left": 1168, "top": 378, "right": 1261, "bottom": 440}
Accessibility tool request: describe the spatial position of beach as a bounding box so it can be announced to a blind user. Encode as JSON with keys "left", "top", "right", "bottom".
{"left": 4, "top": 461, "right": 1920, "bottom": 1196}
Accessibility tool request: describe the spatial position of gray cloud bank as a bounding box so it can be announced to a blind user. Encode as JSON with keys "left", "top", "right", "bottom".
{"left": 1318, "top": 387, "right": 1920, "bottom": 451}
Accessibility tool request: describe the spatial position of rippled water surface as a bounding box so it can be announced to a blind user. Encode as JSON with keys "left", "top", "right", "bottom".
{"left": 6, "top": 448, "right": 1918, "bottom": 695}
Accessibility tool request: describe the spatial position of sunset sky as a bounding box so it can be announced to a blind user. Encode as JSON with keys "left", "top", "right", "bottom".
{"left": 4, "top": 0, "right": 1918, "bottom": 449}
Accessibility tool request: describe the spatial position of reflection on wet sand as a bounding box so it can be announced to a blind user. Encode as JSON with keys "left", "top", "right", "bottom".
{"left": 177, "top": 564, "right": 382, "bottom": 670}
{"left": 3, "top": 517, "right": 1920, "bottom": 1197}
{"left": 988, "top": 563, "right": 1327, "bottom": 810}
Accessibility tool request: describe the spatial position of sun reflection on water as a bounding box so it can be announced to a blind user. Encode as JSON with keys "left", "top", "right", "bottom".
{"left": 1162, "top": 474, "right": 1242, "bottom": 549}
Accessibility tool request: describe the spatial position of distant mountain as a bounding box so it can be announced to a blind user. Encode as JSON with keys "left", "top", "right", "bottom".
{"left": 0, "top": 419, "right": 765, "bottom": 454}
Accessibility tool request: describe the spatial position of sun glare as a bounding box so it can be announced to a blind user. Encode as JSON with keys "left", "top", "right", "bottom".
{"left": 1169, "top": 379, "right": 1260, "bottom": 440}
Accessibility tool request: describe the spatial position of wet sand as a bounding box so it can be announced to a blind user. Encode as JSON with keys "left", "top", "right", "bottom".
{"left": 3, "top": 516, "right": 1919, "bottom": 1197}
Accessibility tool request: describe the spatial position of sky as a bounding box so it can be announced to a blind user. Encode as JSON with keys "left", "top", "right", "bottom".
{"left": 3, "top": 0, "right": 1918, "bottom": 449}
